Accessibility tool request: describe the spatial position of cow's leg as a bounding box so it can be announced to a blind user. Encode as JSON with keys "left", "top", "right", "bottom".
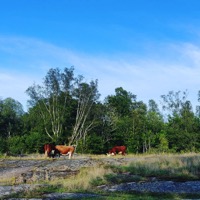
{"left": 45, "top": 150, "right": 48, "bottom": 157}
{"left": 68, "top": 152, "right": 72, "bottom": 159}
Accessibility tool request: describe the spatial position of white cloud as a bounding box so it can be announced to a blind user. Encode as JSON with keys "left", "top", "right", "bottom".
{"left": 0, "top": 36, "right": 200, "bottom": 112}
{"left": 0, "top": 70, "right": 35, "bottom": 110}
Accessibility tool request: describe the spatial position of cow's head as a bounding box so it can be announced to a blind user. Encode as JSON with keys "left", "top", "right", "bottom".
{"left": 106, "top": 152, "right": 115, "bottom": 157}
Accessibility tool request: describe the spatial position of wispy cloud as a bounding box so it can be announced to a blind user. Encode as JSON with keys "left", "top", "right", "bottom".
{"left": 0, "top": 36, "right": 200, "bottom": 111}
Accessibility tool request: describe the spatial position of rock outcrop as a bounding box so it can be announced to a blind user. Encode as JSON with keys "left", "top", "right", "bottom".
{"left": 1, "top": 155, "right": 200, "bottom": 199}
{"left": 0, "top": 157, "right": 104, "bottom": 184}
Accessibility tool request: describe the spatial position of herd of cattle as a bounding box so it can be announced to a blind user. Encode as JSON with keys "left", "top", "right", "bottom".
{"left": 44, "top": 144, "right": 127, "bottom": 159}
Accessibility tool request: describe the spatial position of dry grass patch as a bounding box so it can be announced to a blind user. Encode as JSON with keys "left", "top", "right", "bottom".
{"left": 49, "top": 153, "right": 200, "bottom": 192}
{"left": 51, "top": 165, "right": 114, "bottom": 191}
{"left": 0, "top": 177, "right": 16, "bottom": 185}
{"left": 0, "top": 153, "right": 47, "bottom": 160}
{"left": 114, "top": 153, "right": 200, "bottom": 180}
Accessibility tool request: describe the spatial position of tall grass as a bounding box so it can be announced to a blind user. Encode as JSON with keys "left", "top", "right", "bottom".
{"left": 50, "top": 153, "right": 200, "bottom": 192}
{"left": 5, "top": 153, "right": 200, "bottom": 199}
{"left": 51, "top": 165, "right": 114, "bottom": 192}
{"left": 110, "top": 153, "right": 200, "bottom": 180}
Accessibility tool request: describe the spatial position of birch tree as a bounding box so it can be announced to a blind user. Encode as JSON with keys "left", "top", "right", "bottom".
{"left": 68, "top": 78, "right": 100, "bottom": 145}
{"left": 26, "top": 67, "right": 100, "bottom": 145}
{"left": 26, "top": 67, "right": 75, "bottom": 142}
{"left": 160, "top": 90, "right": 189, "bottom": 116}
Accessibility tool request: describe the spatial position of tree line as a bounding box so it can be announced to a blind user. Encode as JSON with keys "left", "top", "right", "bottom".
{"left": 0, "top": 66, "right": 200, "bottom": 155}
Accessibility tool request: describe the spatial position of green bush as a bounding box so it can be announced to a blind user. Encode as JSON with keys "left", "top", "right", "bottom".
{"left": 6, "top": 132, "right": 47, "bottom": 154}
{"left": 7, "top": 135, "right": 26, "bottom": 154}
{"left": 78, "top": 134, "right": 105, "bottom": 154}
{"left": 90, "top": 176, "right": 105, "bottom": 186}
{"left": 25, "top": 132, "right": 47, "bottom": 153}
{"left": 0, "top": 137, "right": 8, "bottom": 153}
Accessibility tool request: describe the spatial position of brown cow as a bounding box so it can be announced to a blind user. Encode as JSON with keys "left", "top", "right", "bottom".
{"left": 44, "top": 143, "right": 60, "bottom": 158}
{"left": 44, "top": 144, "right": 75, "bottom": 159}
{"left": 107, "top": 145, "right": 126, "bottom": 156}
{"left": 55, "top": 145, "right": 75, "bottom": 159}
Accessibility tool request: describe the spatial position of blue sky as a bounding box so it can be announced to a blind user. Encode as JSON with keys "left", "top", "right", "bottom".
{"left": 1, "top": 0, "right": 200, "bottom": 112}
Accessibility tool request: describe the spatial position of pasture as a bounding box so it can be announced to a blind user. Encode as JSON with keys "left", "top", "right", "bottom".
{"left": 1, "top": 153, "right": 200, "bottom": 199}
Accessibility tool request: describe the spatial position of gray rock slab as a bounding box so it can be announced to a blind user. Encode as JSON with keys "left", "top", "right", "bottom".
{"left": 102, "top": 180, "right": 200, "bottom": 193}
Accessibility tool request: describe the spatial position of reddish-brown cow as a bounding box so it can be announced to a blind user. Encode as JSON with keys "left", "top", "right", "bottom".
{"left": 55, "top": 145, "right": 75, "bottom": 159}
{"left": 107, "top": 145, "right": 126, "bottom": 156}
{"left": 44, "top": 143, "right": 60, "bottom": 158}
{"left": 44, "top": 144, "right": 75, "bottom": 159}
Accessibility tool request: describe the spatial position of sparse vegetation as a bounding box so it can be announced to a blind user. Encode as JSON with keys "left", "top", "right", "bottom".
{"left": 50, "top": 165, "right": 113, "bottom": 192}
{"left": 3, "top": 153, "right": 200, "bottom": 199}
{"left": 109, "top": 153, "right": 200, "bottom": 181}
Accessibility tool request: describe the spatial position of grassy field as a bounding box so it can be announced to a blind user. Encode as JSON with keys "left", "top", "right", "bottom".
{"left": 6, "top": 153, "right": 200, "bottom": 199}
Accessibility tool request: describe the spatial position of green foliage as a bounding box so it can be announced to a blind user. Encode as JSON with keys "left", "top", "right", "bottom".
{"left": 83, "top": 134, "right": 105, "bottom": 154}
{"left": 7, "top": 135, "right": 26, "bottom": 154}
{"left": 0, "top": 97, "right": 24, "bottom": 138}
{"left": 5, "top": 132, "right": 47, "bottom": 154}
{"left": 26, "top": 67, "right": 77, "bottom": 142}
{"left": 1, "top": 66, "right": 200, "bottom": 155}
{"left": 105, "top": 87, "right": 136, "bottom": 117}
{"left": 90, "top": 176, "right": 105, "bottom": 186}
{"left": 25, "top": 132, "right": 47, "bottom": 153}
{"left": 0, "top": 137, "right": 8, "bottom": 153}
{"left": 156, "top": 130, "right": 169, "bottom": 153}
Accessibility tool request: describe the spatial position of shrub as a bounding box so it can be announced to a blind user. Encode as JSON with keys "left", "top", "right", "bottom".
{"left": 25, "top": 132, "right": 47, "bottom": 153}
{"left": 7, "top": 135, "right": 26, "bottom": 154}
{"left": 0, "top": 137, "right": 8, "bottom": 153}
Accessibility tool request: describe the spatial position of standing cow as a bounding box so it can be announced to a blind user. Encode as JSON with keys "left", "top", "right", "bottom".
{"left": 44, "top": 143, "right": 60, "bottom": 158}
{"left": 55, "top": 145, "right": 75, "bottom": 159}
{"left": 44, "top": 144, "right": 75, "bottom": 159}
{"left": 107, "top": 145, "right": 126, "bottom": 156}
